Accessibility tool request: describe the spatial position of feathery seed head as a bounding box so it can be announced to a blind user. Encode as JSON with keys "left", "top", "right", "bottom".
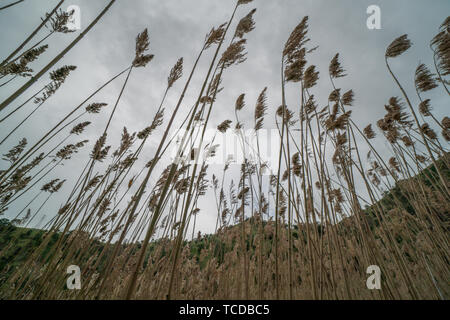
{"left": 137, "top": 109, "right": 164, "bottom": 139}
{"left": 418, "top": 99, "right": 432, "bottom": 116}
{"left": 342, "top": 90, "right": 354, "bottom": 106}
{"left": 50, "top": 65, "right": 76, "bottom": 83}
{"left": 283, "top": 16, "right": 309, "bottom": 59}
{"left": 133, "top": 29, "right": 154, "bottom": 67}
{"left": 235, "top": 9, "right": 256, "bottom": 39}
{"left": 46, "top": 9, "right": 75, "bottom": 33}
{"left": 442, "top": 128, "right": 450, "bottom": 141}
{"left": 442, "top": 116, "right": 450, "bottom": 129}
{"left": 168, "top": 58, "right": 183, "bottom": 88}
{"left": 363, "top": 124, "right": 376, "bottom": 139}
{"left": 431, "top": 17, "right": 450, "bottom": 76}
{"left": 235, "top": 93, "right": 245, "bottom": 111}
{"left": 220, "top": 39, "right": 247, "bottom": 69}
{"left": 415, "top": 63, "right": 438, "bottom": 92}
{"left": 303, "top": 65, "right": 319, "bottom": 88}
{"left": 328, "top": 88, "right": 341, "bottom": 102}
{"left": 254, "top": 87, "right": 268, "bottom": 130}
{"left": 205, "top": 23, "right": 227, "bottom": 49}
{"left": 86, "top": 102, "right": 107, "bottom": 114}
{"left": 70, "top": 121, "right": 91, "bottom": 135}
{"left": 90, "top": 133, "right": 110, "bottom": 161}
{"left": 329, "top": 53, "right": 346, "bottom": 78}
{"left": 420, "top": 123, "right": 437, "bottom": 139}
{"left": 238, "top": 0, "right": 254, "bottom": 5}
{"left": 218, "top": 120, "right": 232, "bottom": 133}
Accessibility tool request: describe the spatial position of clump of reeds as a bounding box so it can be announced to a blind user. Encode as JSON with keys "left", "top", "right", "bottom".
{"left": 0, "top": 1, "right": 448, "bottom": 302}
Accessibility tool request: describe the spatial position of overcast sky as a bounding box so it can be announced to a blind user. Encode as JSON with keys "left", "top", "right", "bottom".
{"left": 0, "top": 0, "right": 448, "bottom": 236}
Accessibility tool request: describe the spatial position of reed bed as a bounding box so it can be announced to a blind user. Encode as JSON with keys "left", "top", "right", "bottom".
{"left": 0, "top": 0, "right": 448, "bottom": 300}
